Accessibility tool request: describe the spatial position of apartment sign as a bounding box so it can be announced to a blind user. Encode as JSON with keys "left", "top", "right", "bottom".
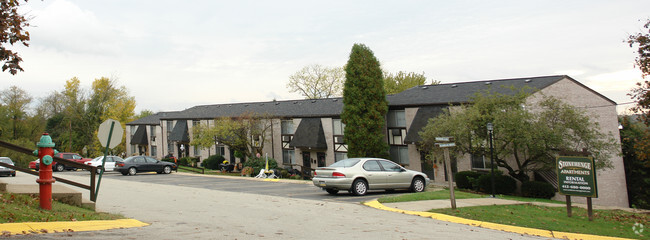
{"left": 556, "top": 156, "right": 598, "bottom": 198}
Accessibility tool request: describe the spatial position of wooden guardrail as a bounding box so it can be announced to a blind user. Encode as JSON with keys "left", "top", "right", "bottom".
{"left": 0, "top": 140, "right": 100, "bottom": 202}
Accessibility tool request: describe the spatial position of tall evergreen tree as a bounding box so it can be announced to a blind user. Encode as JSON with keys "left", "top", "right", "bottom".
{"left": 341, "top": 44, "right": 389, "bottom": 158}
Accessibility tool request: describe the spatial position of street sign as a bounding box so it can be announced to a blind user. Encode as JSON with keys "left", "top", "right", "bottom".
{"left": 435, "top": 137, "right": 454, "bottom": 142}
{"left": 556, "top": 156, "right": 598, "bottom": 198}
{"left": 436, "top": 142, "right": 456, "bottom": 148}
{"left": 97, "top": 119, "right": 123, "bottom": 149}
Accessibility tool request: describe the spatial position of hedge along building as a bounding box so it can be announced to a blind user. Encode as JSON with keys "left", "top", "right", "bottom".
{"left": 126, "top": 75, "right": 628, "bottom": 208}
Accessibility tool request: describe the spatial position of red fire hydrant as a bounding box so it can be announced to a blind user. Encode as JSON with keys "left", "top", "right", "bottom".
{"left": 33, "top": 133, "right": 58, "bottom": 210}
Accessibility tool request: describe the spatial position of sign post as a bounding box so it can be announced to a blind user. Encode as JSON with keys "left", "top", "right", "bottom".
{"left": 556, "top": 155, "right": 598, "bottom": 221}
{"left": 95, "top": 119, "right": 123, "bottom": 199}
{"left": 436, "top": 137, "right": 456, "bottom": 209}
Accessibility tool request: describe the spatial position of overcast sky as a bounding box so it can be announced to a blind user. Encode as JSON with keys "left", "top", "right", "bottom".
{"left": 2, "top": 0, "right": 649, "bottom": 114}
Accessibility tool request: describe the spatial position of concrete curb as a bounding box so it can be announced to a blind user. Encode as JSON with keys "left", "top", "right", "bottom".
{"left": 0, "top": 218, "right": 149, "bottom": 235}
{"left": 363, "top": 200, "right": 634, "bottom": 240}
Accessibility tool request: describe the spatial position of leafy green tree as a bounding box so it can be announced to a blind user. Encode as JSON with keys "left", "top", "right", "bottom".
{"left": 49, "top": 77, "right": 89, "bottom": 152}
{"left": 87, "top": 77, "right": 135, "bottom": 156}
{"left": 0, "top": 85, "right": 32, "bottom": 139}
{"left": 341, "top": 44, "right": 389, "bottom": 158}
{"left": 620, "top": 115, "right": 650, "bottom": 209}
{"left": 628, "top": 19, "right": 650, "bottom": 162}
{"left": 0, "top": 0, "right": 31, "bottom": 75}
{"left": 287, "top": 64, "right": 344, "bottom": 99}
{"left": 383, "top": 71, "right": 440, "bottom": 94}
{"left": 200, "top": 112, "right": 274, "bottom": 158}
{"left": 191, "top": 122, "right": 217, "bottom": 154}
{"left": 419, "top": 88, "right": 618, "bottom": 182}
{"left": 133, "top": 109, "right": 154, "bottom": 120}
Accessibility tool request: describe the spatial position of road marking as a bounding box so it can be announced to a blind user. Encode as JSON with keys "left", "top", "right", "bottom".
{"left": 0, "top": 219, "right": 148, "bottom": 235}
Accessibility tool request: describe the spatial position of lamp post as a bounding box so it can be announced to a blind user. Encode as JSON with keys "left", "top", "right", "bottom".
{"left": 487, "top": 123, "right": 496, "bottom": 198}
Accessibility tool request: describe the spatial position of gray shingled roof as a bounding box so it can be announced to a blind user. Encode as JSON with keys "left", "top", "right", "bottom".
{"left": 404, "top": 106, "right": 447, "bottom": 144}
{"left": 387, "top": 75, "right": 566, "bottom": 107}
{"left": 128, "top": 75, "right": 615, "bottom": 124}
{"left": 127, "top": 111, "right": 180, "bottom": 125}
{"left": 289, "top": 118, "right": 327, "bottom": 149}
{"left": 169, "top": 120, "right": 189, "bottom": 142}
{"left": 130, "top": 126, "right": 148, "bottom": 145}
{"left": 164, "top": 98, "right": 344, "bottom": 120}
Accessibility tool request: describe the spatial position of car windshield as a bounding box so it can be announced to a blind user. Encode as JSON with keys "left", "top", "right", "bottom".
{"left": 0, "top": 158, "right": 12, "bottom": 164}
{"left": 329, "top": 158, "right": 360, "bottom": 168}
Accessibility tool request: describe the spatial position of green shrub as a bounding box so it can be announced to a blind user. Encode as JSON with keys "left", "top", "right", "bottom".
{"left": 455, "top": 171, "right": 482, "bottom": 190}
{"left": 290, "top": 175, "right": 302, "bottom": 180}
{"left": 478, "top": 173, "right": 517, "bottom": 195}
{"left": 521, "top": 181, "right": 556, "bottom": 199}
{"left": 161, "top": 157, "right": 175, "bottom": 163}
{"left": 178, "top": 157, "right": 190, "bottom": 166}
{"left": 241, "top": 166, "right": 254, "bottom": 176}
{"left": 201, "top": 155, "right": 225, "bottom": 170}
{"left": 280, "top": 169, "right": 289, "bottom": 178}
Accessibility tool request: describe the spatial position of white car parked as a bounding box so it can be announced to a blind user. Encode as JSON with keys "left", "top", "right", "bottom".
{"left": 85, "top": 156, "right": 124, "bottom": 173}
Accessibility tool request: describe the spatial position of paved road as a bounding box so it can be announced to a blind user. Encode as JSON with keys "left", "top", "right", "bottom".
{"left": 85, "top": 170, "right": 412, "bottom": 204}
{"left": 4, "top": 171, "right": 555, "bottom": 240}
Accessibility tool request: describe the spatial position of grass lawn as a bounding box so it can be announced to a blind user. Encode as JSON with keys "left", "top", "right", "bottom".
{"left": 377, "top": 189, "right": 649, "bottom": 239}
{"left": 0, "top": 193, "right": 124, "bottom": 223}
{"left": 378, "top": 189, "right": 483, "bottom": 203}
{"left": 432, "top": 204, "right": 649, "bottom": 239}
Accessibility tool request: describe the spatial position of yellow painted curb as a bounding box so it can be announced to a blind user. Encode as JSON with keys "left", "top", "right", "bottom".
{"left": 263, "top": 179, "right": 280, "bottom": 182}
{"left": 363, "top": 200, "right": 634, "bottom": 240}
{"left": 0, "top": 218, "right": 149, "bottom": 235}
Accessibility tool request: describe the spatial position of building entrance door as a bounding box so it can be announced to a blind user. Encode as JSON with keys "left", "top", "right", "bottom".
{"left": 302, "top": 152, "right": 311, "bottom": 170}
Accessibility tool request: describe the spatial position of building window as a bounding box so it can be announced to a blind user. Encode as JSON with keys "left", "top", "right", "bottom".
{"left": 332, "top": 119, "right": 347, "bottom": 157}
{"left": 167, "top": 142, "right": 174, "bottom": 156}
{"left": 471, "top": 154, "right": 490, "bottom": 169}
{"left": 387, "top": 110, "right": 407, "bottom": 153}
{"left": 281, "top": 119, "right": 294, "bottom": 154}
{"left": 130, "top": 125, "right": 136, "bottom": 138}
{"left": 150, "top": 125, "right": 156, "bottom": 145}
{"left": 389, "top": 146, "right": 409, "bottom": 165}
{"left": 281, "top": 120, "right": 294, "bottom": 134}
{"left": 334, "top": 152, "right": 348, "bottom": 162}
{"left": 216, "top": 145, "right": 225, "bottom": 156}
{"left": 388, "top": 128, "right": 407, "bottom": 145}
{"left": 151, "top": 146, "right": 157, "bottom": 157}
{"left": 283, "top": 149, "right": 295, "bottom": 165}
{"left": 194, "top": 145, "right": 201, "bottom": 156}
{"left": 131, "top": 144, "right": 137, "bottom": 155}
{"left": 387, "top": 110, "right": 406, "bottom": 128}
{"left": 167, "top": 120, "right": 174, "bottom": 133}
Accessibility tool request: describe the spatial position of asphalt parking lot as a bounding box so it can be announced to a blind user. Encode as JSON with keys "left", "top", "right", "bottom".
{"left": 57, "top": 170, "right": 415, "bottom": 204}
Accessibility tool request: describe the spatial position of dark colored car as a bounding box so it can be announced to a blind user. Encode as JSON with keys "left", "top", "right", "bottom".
{"left": 31, "top": 153, "right": 93, "bottom": 172}
{"left": 114, "top": 156, "right": 177, "bottom": 176}
{"left": 0, "top": 157, "right": 16, "bottom": 177}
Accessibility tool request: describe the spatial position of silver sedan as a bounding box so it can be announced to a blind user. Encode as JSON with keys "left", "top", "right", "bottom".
{"left": 312, "top": 158, "right": 430, "bottom": 196}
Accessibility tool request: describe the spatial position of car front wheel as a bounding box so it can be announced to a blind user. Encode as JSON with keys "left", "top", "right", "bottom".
{"left": 163, "top": 166, "right": 172, "bottom": 174}
{"left": 55, "top": 164, "right": 65, "bottom": 172}
{"left": 410, "top": 177, "right": 425, "bottom": 193}
{"left": 128, "top": 167, "right": 136, "bottom": 176}
{"left": 351, "top": 179, "right": 368, "bottom": 196}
